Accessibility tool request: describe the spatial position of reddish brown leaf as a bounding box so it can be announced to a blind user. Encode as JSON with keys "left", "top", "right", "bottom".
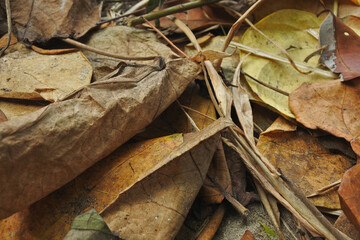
{"left": 0, "top": 109, "right": 7, "bottom": 122}
{"left": 320, "top": 12, "right": 360, "bottom": 81}
{"left": 289, "top": 79, "right": 360, "bottom": 156}
{"left": 240, "top": 230, "right": 255, "bottom": 240}
{"left": 11, "top": 0, "right": 101, "bottom": 43}
{"left": 338, "top": 164, "right": 360, "bottom": 230}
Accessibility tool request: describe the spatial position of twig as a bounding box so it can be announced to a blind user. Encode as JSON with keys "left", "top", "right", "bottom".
{"left": 128, "top": 0, "right": 221, "bottom": 26}
{"left": 241, "top": 71, "right": 290, "bottom": 96}
{"left": 61, "top": 38, "right": 159, "bottom": 61}
{"left": 219, "top": 0, "right": 264, "bottom": 56}
{"left": 142, "top": 17, "right": 190, "bottom": 59}
{"left": 306, "top": 179, "right": 341, "bottom": 198}
{"left": 227, "top": 41, "right": 336, "bottom": 78}
{"left": 0, "top": 0, "right": 12, "bottom": 57}
{"left": 125, "top": 0, "right": 149, "bottom": 15}
{"left": 179, "top": 105, "right": 217, "bottom": 121}
{"left": 207, "top": 175, "right": 249, "bottom": 217}
{"left": 255, "top": 180, "right": 286, "bottom": 240}
{"left": 176, "top": 100, "right": 200, "bottom": 131}
{"left": 281, "top": 173, "right": 350, "bottom": 240}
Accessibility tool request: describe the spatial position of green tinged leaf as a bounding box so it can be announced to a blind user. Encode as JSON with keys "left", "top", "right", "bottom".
{"left": 64, "top": 209, "right": 120, "bottom": 240}
{"left": 258, "top": 221, "right": 277, "bottom": 239}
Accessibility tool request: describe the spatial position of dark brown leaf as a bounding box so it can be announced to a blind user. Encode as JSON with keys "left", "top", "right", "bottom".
{"left": 320, "top": 12, "right": 360, "bottom": 81}
{"left": 11, "top": 0, "right": 101, "bottom": 43}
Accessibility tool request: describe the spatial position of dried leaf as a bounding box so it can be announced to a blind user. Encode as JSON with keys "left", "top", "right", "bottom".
{"left": 0, "top": 50, "right": 199, "bottom": 219}
{"left": 0, "top": 43, "right": 92, "bottom": 102}
{"left": 240, "top": 9, "right": 334, "bottom": 118}
{"left": 0, "top": 99, "right": 45, "bottom": 120}
{"left": 334, "top": 212, "right": 360, "bottom": 240}
{"left": 0, "top": 118, "right": 231, "bottom": 239}
{"left": 320, "top": 12, "right": 360, "bottom": 81}
{"left": 338, "top": 163, "right": 360, "bottom": 229}
{"left": 257, "top": 117, "right": 353, "bottom": 209}
{"left": 240, "top": 230, "right": 255, "bottom": 240}
{"left": 197, "top": 204, "right": 226, "bottom": 240}
{"left": 63, "top": 209, "right": 118, "bottom": 240}
{"left": 0, "top": 109, "right": 7, "bottom": 122}
{"left": 82, "top": 26, "right": 174, "bottom": 81}
{"left": 191, "top": 50, "right": 233, "bottom": 63}
{"left": 200, "top": 142, "right": 232, "bottom": 204}
{"left": 204, "top": 60, "right": 232, "bottom": 117}
{"left": 289, "top": 79, "right": 360, "bottom": 156}
{"left": 11, "top": 0, "right": 101, "bottom": 43}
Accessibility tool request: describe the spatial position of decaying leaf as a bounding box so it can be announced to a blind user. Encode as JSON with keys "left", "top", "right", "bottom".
{"left": 63, "top": 209, "right": 118, "bottom": 240}
{"left": 82, "top": 26, "right": 175, "bottom": 81}
{"left": 0, "top": 99, "right": 46, "bottom": 120}
{"left": 257, "top": 117, "right": 353, "bottom": 209}
{"left": 289, "top": 79, "right": 360, "bottom": 156}
{"left": 338, "top": 163, "right": 360, "bottom": 230}
{"left": 11, "top": 0, "right": 101, "bottom": 43}
{"left": 320, "top": 12, "right": 360, "bottom": 81}
{"left": 0, "top": 43, "right": 92, "bottom": 102}
{"left": 240, "top": 9, "right": 334, "bottom": 118}
{"left": 0, "top": 118, "right": 230, "bottom": 239}
{"left": 0, "top": 46, "right": 199, "bottom": 219}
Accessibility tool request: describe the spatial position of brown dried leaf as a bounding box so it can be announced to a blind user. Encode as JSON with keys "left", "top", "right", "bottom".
{"left": 257, "top": 117, "right": 353, "bottom": 209}
{"left": 289, "top": 79, "right": 360, "bottom": 156}
{"left": 191, "top": 50, "right": 233, "bottom": 63}
{"left": 0, "top": 43, "right": 92, "bottom": 102}
{"left": 0, "top": 118, "right": 230, "bottom": 239}
{"left": 82, "top": 26, "right": 175, "bottom": 81}
{"left": 0, "top": 109, "right": 7, "bottom": 123}
{"left": 334, "top": 212, "right": 360, "bottom": 240}
{"left": 320, "top": 12, "right": 360, "bottom": 81}
{"left": 200, "top": 142, "right": 232, "bottom": 204}
{"left": 338, "top": 163, "right": 360, "bottom": 229}
{"left": 11, "top": 0, "right": 101, "bottom": 43}
{"left": 0, "top": 99, "right": 45, "bottom": 120}
{"left": 240, "top": 230, "right": 255, "bottom": 240}
{"left": 0, "top": 51, "right": 199, "bottom": 219}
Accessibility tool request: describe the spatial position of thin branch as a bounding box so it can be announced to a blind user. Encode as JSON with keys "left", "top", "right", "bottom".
{"left": 180, "top": 104, "right": 217, "bottom": 121}
{"left": 62, "top": 38, "right": 159, "bottom": 61}
{"left": 0, "top": 0, "right": 12, "bottom": 57}
{"left": 142, "top": 17, "right": 190, "bottom": 59}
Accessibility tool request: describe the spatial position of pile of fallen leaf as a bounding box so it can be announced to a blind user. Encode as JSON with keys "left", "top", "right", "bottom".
{"left": 0, "top": 0, "right": 360, "bottom": 239}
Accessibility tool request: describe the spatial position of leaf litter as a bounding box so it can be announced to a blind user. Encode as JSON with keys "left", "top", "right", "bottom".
{"left": 1, "top": 0, "right": 360, "bottom": 239}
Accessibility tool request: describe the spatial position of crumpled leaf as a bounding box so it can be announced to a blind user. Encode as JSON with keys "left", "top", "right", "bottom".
{"left": 257, "top": 117, "right": 352, "bottom": 209}
{"left": 11, "top": 0, "right": 101, "bottom": 43}
{"left": 289, "top": 79, "right": 360, "bottom": 156}
{"left": 82, "top": 26, "right": 174, "bottom": 81}
{"left": 320, "top": 12, "right": 360, "bottom": 81}
{"left": 240, "top": 9, "right": 334, "bottom": 118}
{"left": 0, "top": 109, "right": 7, "bottom": 122}
{"left": 0, "top": 48, "right": 199, "bottom": 219}
{"left": 0, "top": 43, "right": 92, "bottom": 102}
{"left": 64, "top": 209, "right": 118, "bottom": 240}
{"left": 0, "top": 118, "right": 231, "bottom": 239}
{"left": 338, "top": 163, "right": 360, "bottom": 230}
